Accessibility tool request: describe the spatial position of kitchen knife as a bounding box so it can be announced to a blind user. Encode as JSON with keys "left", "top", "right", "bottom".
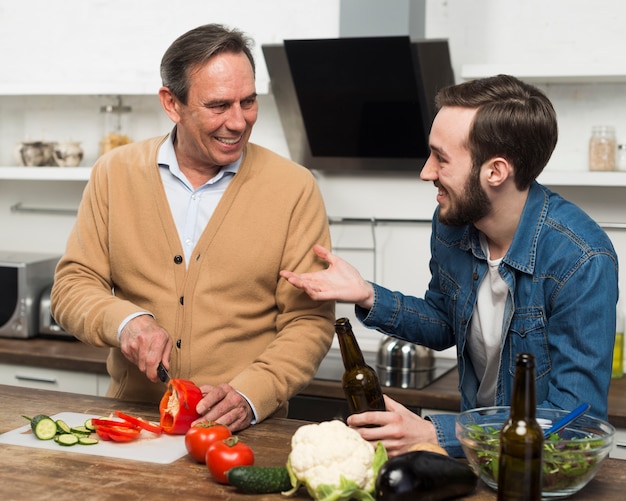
{"left": 157, "top": 362, "right": 171, "bottom": 383}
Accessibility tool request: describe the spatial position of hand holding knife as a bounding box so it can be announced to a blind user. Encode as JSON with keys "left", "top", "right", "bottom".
{"left": 157, "top": 362, "right": 171, "bottom": 383}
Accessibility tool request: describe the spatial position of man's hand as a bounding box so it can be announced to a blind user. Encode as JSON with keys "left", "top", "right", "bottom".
{"left": 347, "top": 395, "right": 440, "bottom": 457}
{"left": 119, "top": 314, "right": 173, "bottom": 382}
{"left": 280, "top": 244, "right": 375, "bottom": 309}
{"left": 194, "top": 383, "right": 254, "bottom": 432}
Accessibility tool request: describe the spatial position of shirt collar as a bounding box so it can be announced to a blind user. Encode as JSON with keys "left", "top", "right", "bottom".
{"left": 158, "top": 126, "right": 242, "bottom": 180}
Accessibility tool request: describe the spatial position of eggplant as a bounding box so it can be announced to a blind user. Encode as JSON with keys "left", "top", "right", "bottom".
{"left": 375, "top": 450, "right": 478, "bottom": 501}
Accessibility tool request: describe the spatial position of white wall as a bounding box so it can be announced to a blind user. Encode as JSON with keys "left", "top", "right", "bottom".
{"left": 1, "top": 0, "right": 626, "bottom": 355}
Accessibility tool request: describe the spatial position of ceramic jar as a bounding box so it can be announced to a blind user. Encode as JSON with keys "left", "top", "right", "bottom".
{"left": 15, "top": 141, "right": 56, "bottom": 166}
{"left": 53, "top": 141, "right": 83, "bottom": 167}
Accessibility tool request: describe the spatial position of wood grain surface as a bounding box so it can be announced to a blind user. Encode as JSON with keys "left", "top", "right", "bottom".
{"left": 0, "top": 384, "right": 624, "bottom": 501}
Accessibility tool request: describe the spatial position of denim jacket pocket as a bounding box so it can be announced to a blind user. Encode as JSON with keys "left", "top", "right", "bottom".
{"left": 507, "top": 307, "right": 550, "bottom": 379}
{"left": 438, "top": 268, "right": 460, "bottom": 300}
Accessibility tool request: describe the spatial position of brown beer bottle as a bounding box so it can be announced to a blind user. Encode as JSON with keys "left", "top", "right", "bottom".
{"left": 335, "top": 317, "right": 386, "bottom": 414}
{"left": 497, "top": 352, "right": 543, "bottom": 501}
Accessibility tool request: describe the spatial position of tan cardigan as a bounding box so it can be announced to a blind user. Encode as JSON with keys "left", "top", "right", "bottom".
{"left": 51, "top": 135, "right": 335, "bottom": 421}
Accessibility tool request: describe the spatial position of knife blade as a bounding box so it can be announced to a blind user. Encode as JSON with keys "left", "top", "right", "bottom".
{"left": 157, "top": 362, "right": 171, "bottom": 383}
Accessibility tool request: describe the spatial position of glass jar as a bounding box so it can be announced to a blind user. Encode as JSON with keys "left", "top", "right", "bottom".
{"left": 588, "top": 125, "right": 616, "bottom": 171}
{"left": 100, "top": 96, "right": 133, "bottom": 156}
{"left": 616, "top": 144, "right": 626, "bottom": 171}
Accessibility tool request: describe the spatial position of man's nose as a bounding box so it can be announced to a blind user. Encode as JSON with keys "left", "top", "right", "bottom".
{"left": 420, "top": 157, "right": 437, "bottom": 181}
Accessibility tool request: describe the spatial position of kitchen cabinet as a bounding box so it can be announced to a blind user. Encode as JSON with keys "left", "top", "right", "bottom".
{"left": 0, "top": 363, "right": 110, "bottom": 396}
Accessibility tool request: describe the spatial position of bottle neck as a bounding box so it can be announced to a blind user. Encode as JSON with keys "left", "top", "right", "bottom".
{"left": 510, "top": 353, "right": 537, "bottom": 420}
{"left": 335, "top": 320, "right": 366, "bottom": 369}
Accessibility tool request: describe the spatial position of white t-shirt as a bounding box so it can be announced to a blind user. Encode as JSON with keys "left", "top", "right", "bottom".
{"left": 468, "top": 233, "right": 508, "bottom": 407}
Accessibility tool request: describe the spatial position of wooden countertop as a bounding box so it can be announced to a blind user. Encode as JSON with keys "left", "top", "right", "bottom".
{"left": 0, "top": 384, "right": 625, "bottom": 501}
{"left": 1, "top": 337, "right": 625, "bottom": 428}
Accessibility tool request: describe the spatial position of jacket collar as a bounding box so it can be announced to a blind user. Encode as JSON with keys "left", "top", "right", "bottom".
{"left": 459, "top": 181, "right": 548, "bottom": 274}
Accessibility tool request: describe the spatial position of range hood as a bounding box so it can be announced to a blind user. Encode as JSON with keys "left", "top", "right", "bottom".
{"left": 262, "top": 36, "right": 454, "bottom": 174}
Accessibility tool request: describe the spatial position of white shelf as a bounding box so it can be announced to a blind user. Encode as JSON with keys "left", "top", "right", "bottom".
{"left": 538, "top": 170, "right": 626, "bottom": 187}
{"left": 0, "top": 82, "right": 161, "bottom": 96}
{"left": 461, "top": 64, "right": 626, "bottom": 84}
{"left": 1, "top": 165, "right": 625, "bottom": 187}
{"left": 0, "top": 166, "right": 91, "bottom": 181}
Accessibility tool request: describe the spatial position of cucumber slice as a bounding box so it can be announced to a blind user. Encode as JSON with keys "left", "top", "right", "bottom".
{"left": 29, "top": 414, "right": 58, "bottom": 440}
{"left": 84, "top": 418, "right": 96, "bottom": 432}
{"left": 55, "top": 433, "right": 79, "bottom": 446}
{"left": 78, "top": 436, "right": 99, "bottom": 445}
{"left": 70, "top": 425, "right": 91, "bottom": 436}
{"left": 56, "top": 419, "right": 72, "bottom": 434}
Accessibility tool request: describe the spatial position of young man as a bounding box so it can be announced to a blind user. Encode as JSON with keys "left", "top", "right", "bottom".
{"left": 281, "top": 74, "right": 618, "bottom": 457}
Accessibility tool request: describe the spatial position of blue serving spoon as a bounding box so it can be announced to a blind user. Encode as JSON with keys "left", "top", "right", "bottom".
{"left": 543, "top": 403, "right": 591, "bottom": 439}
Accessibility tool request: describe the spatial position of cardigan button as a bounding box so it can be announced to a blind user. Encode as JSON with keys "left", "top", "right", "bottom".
{"left": 473, "top": 272, "right": 479, "bottom": 280}
{"left": 179, "top": 296, "right": 184, "bottom": 305}
{"left": 176, "top": 339, "right": 182, "bottom": 349}
{"left": 174, "top": 255, "right": 183, "bottom": 264}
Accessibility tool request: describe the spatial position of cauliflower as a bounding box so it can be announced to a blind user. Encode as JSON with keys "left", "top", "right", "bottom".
{"left": 284, "top": 420, "right": 387, "bottom": 501}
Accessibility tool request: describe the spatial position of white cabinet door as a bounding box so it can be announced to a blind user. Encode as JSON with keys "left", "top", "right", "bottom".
{"left": 0, "top": 363, "right": 110, "bottom": 396}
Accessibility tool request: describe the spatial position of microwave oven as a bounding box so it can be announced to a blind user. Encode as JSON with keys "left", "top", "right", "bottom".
{"left": 0, "top": 251, "right": 61, "bottom": 338}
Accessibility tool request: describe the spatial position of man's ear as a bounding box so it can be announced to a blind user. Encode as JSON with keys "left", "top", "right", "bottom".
{"left": 484, "top": 157, "right": 512, "bottom": 187}
{"left": 158, "top": 87, "right": 181, "bottom": 124}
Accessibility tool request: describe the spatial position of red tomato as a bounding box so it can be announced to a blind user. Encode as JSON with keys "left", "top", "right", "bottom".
{"left": 206, "top": 436, "right": 254, "bottom": 484}
{"left": 185, "top": 421, "right": 232, "bottom": 463}
{"left": 114, "top": 410, "right": 163, "bottom": 435}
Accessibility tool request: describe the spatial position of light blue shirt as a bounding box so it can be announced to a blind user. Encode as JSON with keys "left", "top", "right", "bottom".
{"left": 157, "top": 129, "right": 240, "bottom": 264}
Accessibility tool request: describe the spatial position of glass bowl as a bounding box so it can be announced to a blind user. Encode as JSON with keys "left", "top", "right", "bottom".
{"left": 456, "top": 406, "right": 615, "bottom": 499}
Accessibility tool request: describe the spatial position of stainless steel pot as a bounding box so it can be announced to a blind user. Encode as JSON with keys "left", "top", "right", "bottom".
{"left": 376, "top": 337, "right": 435, "bottom": 389}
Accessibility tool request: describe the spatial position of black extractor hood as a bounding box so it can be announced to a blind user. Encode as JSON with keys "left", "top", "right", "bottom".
{"left": 262, "top": 36, "right": 454, "bottom": 174}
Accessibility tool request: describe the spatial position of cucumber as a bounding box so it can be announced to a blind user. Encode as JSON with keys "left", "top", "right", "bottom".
{"left": 226, "top": 466, "right": 292, "bottom": 494}
{"left": 84, "top": 418, "right": 96, "bottom": 432}
{"left": 55, "top": 419, "right": 72, "bottom": 434}
{"left": 55, "top": 433, "right": 79, "bottom": 446}
{"left": 27, "top": 414, "right": 58, "bottom": 440}
{"left": 70, "top": 425, "right": 91, "bottom": 436}
{"left": 78, "top": 436, "right": 99, "bottom": 445}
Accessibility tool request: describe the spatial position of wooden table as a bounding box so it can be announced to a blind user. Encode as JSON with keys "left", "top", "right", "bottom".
{"left": 0, "top": 384, "right": 624, "bottom": 501}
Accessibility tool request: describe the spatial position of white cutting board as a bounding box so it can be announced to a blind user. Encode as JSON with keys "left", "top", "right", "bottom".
{"left": 0, "top": 412, "right": 188, "bottom": 464}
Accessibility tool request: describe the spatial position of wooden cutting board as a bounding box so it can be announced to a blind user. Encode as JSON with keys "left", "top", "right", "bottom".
{"left": 0, "top": 412, "right": 188, "bottom": 464}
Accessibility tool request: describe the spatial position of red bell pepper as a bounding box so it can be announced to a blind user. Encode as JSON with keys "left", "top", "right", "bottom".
{"left": 159, "top": 378, "right": 202, "bottom": 435}
{"left": 95, "top": 424, "right": 141, "bottom": 442}
{"left": 114, "top": 410, "right": 163, "bottom": 435}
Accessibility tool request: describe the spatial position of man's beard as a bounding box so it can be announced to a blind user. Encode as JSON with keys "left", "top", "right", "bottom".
{"left": 438, "top": 167, "right": 491, "bottom": 227}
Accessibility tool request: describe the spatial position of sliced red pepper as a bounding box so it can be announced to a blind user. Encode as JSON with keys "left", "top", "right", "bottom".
{"left": 159, "top": 378, "right": 202, "bottom": 435}
{"left": 91, "top": 417, "right": 138, "bottom": 429}
{"left": 95, "top": 424, "right": 141, "bottom": 442}
{"left": 114, "top": 410, "right": 163, "bottom": 435}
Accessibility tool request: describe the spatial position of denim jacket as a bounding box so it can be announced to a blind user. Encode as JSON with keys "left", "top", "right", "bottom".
{"left": 356, "top": 182, "right": 618, "bottom": 457}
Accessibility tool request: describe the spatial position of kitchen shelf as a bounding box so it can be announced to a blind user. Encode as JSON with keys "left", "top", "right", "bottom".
{"left": 461, "top": 64, "right": 626, "bottom": 83}
{"left": 0, "top": 166, "right": 91, "bottom": 181}
{"left": 538, "top": 170, "right": 626, "bottom": 187}
{"left": 2, "top": 166, "right": 626, "bottom": 186}
{"left": 0, "top": 82, "right": 160, "bottom": 96}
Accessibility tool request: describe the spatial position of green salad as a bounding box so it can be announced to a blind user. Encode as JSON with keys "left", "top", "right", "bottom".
{"left": 466, "top": 425, "right": 607, "bottom": 491}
